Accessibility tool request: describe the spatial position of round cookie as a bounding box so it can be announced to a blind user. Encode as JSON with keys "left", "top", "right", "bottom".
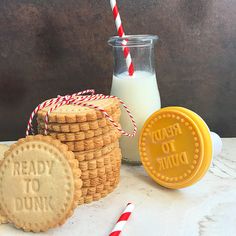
{"left": 79, "top": 148, "right": 121, "bottom": 192}
{"left": 0, "top": 135, "right": 82, "bottom": 232}
{"left": 80, "top": 160, "right": 121, "bottom": 181}
{"left": 82, "top": 171, "right": 120, "bottom": 188}
{"left": 74, "top": 141, "right": 119, "bottom": 162}
{"left": 37, "top": 109, "right": 121, "bottom": 133}
{"left": 0, "top": 144, "right": 9, "bottom": 163}
{"left": 37, "top": 97, "right": 120, "bottom": 123}
{"left": 0, "top": 208, "right": 8, "bottom": 224}
{"left": 0, "top": 144, "right": 9, "bottom": 224}
{"left": 78, "top": 176, "right": 120, "bottom": 205}
{"left": 81, "top": 178, "right": 119, "bottom": 196}
{"left": 63, "top": 129, "right": 121, "bottom": 152}
{"left": 78, "top": 147, "right": 121, "bottom": 171}
{"left": 80, "top": 163, "right": 120, "bottom": 180}
{"left": 38, "top": 125, "right": 113, "bottom": 142}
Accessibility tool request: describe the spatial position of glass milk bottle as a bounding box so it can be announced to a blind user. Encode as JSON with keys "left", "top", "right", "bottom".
{"left": 108, "top": 35, "right": 161, "bottom": 165}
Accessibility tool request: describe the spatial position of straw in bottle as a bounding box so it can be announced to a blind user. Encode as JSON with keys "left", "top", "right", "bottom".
{"left": 110, "top": 0, "right": 134, "bottom": 76}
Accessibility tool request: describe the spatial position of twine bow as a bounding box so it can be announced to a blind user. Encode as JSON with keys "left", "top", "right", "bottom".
{"left": 26, "top": 89, "right": 137, "bottom": 138}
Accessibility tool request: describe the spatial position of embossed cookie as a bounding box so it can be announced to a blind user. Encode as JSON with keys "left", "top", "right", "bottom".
{"left": 74, "top": 141, "right": 119, "bottom": 162}
{"left": 64, "top": 129, "right": 121, "bottom": 152}
{"left": 37, "top": 97, "right": 120, "bottom": 123}
{"left": 0, "top": 144, "right": 9, "bottom": 224}
{"left": 37, "top": 109, "right": 121, "bottom": 133}
{"left": 38, "top": 125, "right": 113, "bottom": 142}
{"left": 0, "top": 135, "right": 82, "bottom": 232}
{"left": 0, "top": 144, "right": 9, "bottom": 163}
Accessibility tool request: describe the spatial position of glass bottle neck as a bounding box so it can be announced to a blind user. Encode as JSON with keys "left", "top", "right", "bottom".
{"left": 108, "top": 35, "right": 158, "bottom": 76}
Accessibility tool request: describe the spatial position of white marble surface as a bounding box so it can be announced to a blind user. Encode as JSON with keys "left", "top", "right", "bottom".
{"left": 1, "top": 138, "right": 236, "bottom": 236}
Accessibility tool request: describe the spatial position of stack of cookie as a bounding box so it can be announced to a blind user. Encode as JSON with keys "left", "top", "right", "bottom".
{"left": 37, "top": 97, "right": 122, "bottom": 204}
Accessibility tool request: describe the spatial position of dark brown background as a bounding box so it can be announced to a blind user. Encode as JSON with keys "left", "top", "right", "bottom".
{"left": 0, "top": 0, "right": 235, "bottom": 140}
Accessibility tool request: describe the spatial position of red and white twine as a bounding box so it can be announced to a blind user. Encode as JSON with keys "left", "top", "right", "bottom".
{"left": 110, "top": 0, "right": 134, "bottom": 76}
{"left": 109, "top": 203, "right": 135, "bottom": 236}
{"left": 26, "top": 90, "right": 137, "bottom": 138}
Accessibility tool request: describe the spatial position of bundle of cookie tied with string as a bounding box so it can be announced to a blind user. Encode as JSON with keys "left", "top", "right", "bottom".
{"left": 0, "top": 90, "right": 136, "bottom": 232}
{"left": 36, "top": 90, "right": 126, "bottom": 205}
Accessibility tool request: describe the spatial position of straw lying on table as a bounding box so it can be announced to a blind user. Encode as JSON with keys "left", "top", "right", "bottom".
{"left": 110, "top": 0, "right": 134, "bottom": 76}
{"left": 109, "top": 203, "right": 135, "bottom": 236}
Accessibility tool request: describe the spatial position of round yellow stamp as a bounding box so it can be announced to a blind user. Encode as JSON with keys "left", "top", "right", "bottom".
{"left": 139, "top": 107, "right": 212, "bottom": 189}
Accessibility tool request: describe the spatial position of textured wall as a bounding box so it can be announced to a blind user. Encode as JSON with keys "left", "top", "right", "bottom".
{"left": 0, "top": 0, "right": 235, "bottom": 140}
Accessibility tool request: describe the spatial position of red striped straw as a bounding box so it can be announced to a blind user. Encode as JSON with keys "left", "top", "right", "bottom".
{"left": 109, "top": 203, "right": 135, "bottom": 236}
{"left": 110, "top": 0, "right": 134, "bottom": 76}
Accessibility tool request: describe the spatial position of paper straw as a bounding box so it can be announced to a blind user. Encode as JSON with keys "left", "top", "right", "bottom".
{"left": 109, "top": 203, "right": 135, "bottom": 236}
{"left": 110, "top": 0, "right": 134, "bottom": 76}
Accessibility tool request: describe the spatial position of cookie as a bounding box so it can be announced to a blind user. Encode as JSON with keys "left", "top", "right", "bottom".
{"left": 80, "top": 160, "right": 121, "bottom": 180}
{"left": 64, "top": 129, "right": 121, "bottom": 152}
{"left": 0, "top": 208, "right": 8, "bottom": 224}
{"left": 82, "top": 171, "right": 120, "bottom": 188}
{"left": 37, "top": 109, "right": 121, "bottom": 133}
{"left": 0, "top": 135, "right": 82, "bottom": 232}
{"left": 78, "top": 147, "right": 122, "bottom": 172}
{"left": 81, "top": 178, "right": 119, "bottom": 196}
{"left": 74, "top": 141, "right": 119, "bottom": 162}
{"left": 0, "top": 144, "right": 9, "bottom": 163}
{"left": 37, "top": 97, "right": 120, "bottom": 123}
{"left": 38, "top": 125, "right": 113, "bottom": 142}
{"left": 78, "top": 177, "right": 120, "bottom": 205}
{"left": 80, "top": 180, "right": 120, "bottom": 204}
{"left": 80, "top": 158, "right": 121, "bottom": 187}
{"left": 0, "top": 145, "right": 9, "bottom": 224}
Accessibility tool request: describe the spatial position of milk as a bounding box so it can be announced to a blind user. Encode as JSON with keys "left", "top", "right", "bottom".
{"left": 111, "top": 71, "right": 161, "bottom": 164}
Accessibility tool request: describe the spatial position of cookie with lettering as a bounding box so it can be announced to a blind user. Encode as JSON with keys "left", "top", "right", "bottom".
{"left": 37, "top": 109, "right": 121, "bottom": 133}
{"left": 37, "top": 97, "right": 120, "bottom": 123}
{"left": 74, "top": 141, "right": 119, "bottom": 162}
{"left": 0, "top": 135, "right": 82, "bottom": 232}
{"left": 63, "top": 129, "right": 121, "bottom": 152}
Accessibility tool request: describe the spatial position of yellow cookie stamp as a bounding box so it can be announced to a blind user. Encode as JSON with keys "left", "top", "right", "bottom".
{"left": 139, "top": 107, "right": 214, "bottom": 189}
{"left": 0, "top": 135, "right": 82, "bottom": 232}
